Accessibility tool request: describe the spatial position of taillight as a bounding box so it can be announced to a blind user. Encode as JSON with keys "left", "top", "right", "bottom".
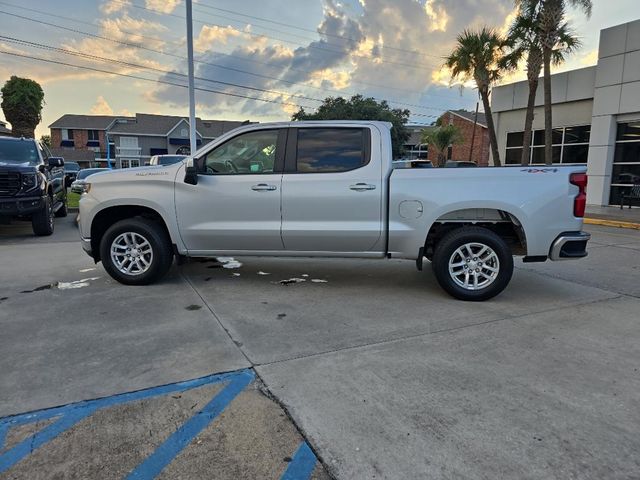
{"left": 570, "top": 173, "right": 587, "bottom": 217}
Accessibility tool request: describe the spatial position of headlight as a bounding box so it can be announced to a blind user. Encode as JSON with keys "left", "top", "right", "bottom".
{"left": 21, "top": 173, "right": 37, "bottom": 189}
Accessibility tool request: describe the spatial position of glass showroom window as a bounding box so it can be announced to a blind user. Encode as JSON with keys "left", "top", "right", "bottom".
{"left": 505, "top": 125, "right": 590, "bottom": 165}
{"left": 609, "top": 122, "right": 640, "bottom": 205}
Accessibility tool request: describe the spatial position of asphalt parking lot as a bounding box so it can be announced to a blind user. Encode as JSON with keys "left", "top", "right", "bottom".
{"left": 1, "top": 216, "right": 639, "bottom": 479}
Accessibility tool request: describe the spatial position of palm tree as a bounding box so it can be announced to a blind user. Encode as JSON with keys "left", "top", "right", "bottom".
{"left": 1, "top": 76, "right": 45, "bottom": 139}
{"left": 422, "top": 124, "right": 463, "bottom": 167}
{"left": 445, "top": 28, "right": 506, "bottom": 166}
{"left": 516, "top": 0, "right": 592, "bottom": 165}
{"left": 502, "top": 3, "right": 581, "bottom": 165}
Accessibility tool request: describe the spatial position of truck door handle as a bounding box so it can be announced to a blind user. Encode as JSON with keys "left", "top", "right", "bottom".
{"left": 251, "top": 183, "right": 277, "bottom": 191}
{"left": 349, "top": 183, "right": 376, "bottom": 191}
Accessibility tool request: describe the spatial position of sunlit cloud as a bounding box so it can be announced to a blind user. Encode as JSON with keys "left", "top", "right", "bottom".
{"left": 90, "top": 96, "right": 114, "bottom": 115}
{"left": 146, "top": 0, "right": 181, "bottom": 14}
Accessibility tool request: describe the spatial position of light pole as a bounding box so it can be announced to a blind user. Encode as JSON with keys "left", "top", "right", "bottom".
{"left": 186, "top": 0, "right": 197, "bottom": 157}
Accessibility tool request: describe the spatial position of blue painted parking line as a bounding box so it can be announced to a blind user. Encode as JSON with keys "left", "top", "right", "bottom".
{"left": 0, "top": 369, "right": 254, "bottom": 475}
{"left": 280, "top": 441, "right": 318, "bottom": 480}
{"left": 126, "top": 369, "right": 253, "bottom": 479}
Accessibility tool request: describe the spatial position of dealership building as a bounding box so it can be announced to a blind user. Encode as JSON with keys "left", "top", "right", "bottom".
{"left": 491, "top": 19, "right": 640, "bottom": 206}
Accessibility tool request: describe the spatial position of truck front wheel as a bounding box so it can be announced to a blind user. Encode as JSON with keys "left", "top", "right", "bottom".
{"left": 99, "top": 218, "right": 174, "bottom": 285}
{"left": 432, "top": 226, "right": 513, "bottom": 301}
{"left": 31, "top": 196, "right": 54, "bottom": 236}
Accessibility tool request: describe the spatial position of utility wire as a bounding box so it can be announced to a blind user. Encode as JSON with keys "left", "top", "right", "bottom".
{"left": 3, "top": 36, "right": 442, "bottom": 118}
{"left": 0, "top": 0, "right": 459, "bottom": 103}
{"left": 104, "top": 0, "right": 440, "bottom": 71}
{"left": 0, "top": 9, "right": 450, "bottom": 114}
{"left": 195, "top": 1, "right": 442, "bottom": 59}
{"left": 0, "top": 49, "right": 316, "bottom": 109}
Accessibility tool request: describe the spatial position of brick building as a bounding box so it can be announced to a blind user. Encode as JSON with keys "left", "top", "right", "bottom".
{"left": 49, "top": 113, "right": 252, "bottom": 168}
{"left": 426, "top": 110, "right": 490, "bottom": 166}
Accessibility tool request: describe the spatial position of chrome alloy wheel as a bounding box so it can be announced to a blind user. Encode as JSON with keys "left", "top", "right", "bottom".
{"left": 448, "top": 242, "right": 500, "bottom": 291}
{"left": 110, "top": 232, "right": 154, "bottom": 276}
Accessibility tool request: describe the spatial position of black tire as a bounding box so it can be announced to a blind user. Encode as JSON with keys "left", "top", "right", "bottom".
{"left": 99, "top": 217, "right": 174, "bottom": 285}
{"left": 31, "top": 196, "right": 54, "bottom": 236}
{"left": 55, "top": 197, "right": 68, "bottom": 218}
{"left": 431, "top": 226, "right": 513, "bottom": 301}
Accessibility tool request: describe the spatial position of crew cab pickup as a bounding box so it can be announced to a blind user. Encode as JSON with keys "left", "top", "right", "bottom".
{"left": 78, "top": 121, "right": 590, "bottom": 301}
{"left": 0, "top": 136, "right": 68, "bottom": 236}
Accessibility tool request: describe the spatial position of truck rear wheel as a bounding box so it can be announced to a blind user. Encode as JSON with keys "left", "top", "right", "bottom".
{"left": 31, "top": 196, "right": 54, "bottom": 236}
{"left": 431, "top": 226, "right": 513, "bottom": 301}
{"left": 99, "top": 217, "right": 174, "bottom": 285}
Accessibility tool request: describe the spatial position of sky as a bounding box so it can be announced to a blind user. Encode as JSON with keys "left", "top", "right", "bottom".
{"left": 0, "top": 0, "right": 637, "bottom": 139}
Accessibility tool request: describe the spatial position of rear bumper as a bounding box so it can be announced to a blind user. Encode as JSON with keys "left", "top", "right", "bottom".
{"left": 0, "top": 196, "right": 45, "bottom": 216}
{"left": 549, "top": 231, "right": 591, "bottom": 261}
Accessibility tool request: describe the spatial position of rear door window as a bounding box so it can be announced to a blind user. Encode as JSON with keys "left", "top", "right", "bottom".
{"left": 295, "top": 128, "right": 369, "bottom": 173}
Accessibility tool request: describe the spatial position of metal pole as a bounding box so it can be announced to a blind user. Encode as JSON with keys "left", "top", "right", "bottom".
{"left": 186, "top": 0, "right": 197, "bottom": 156}
{"left": 468, "top": 102, "right": 479, "bottom": 163}
{"left": 106, "top": 132, "right": 111, "bottom": 169}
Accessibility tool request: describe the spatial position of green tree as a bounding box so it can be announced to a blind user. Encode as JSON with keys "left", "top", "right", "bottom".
{"left": 1, "top": 76, "right": 45, "bottom": 139}
{"left": 502, "top": 3, "right": 581, "bottom": 165}
{"left": 421, "top": 124, "right": 463, "bottom": 167}
{"left": 516, "top": 0, "right": 592, "bottom": 165}
{"left": 445, "top": 27, "right": 506, "bottom": 166}
{"left": 40, "top": 134, "right": 51, "bottom": 149}
{"left": 292, "top": 95, "right": 410, "bottom": 158}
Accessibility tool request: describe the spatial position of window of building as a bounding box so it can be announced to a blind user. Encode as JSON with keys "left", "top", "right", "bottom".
{"left": 610, "top": 122, "right": 640, "bottom": 205}
{"left": 88, "top": 130, "right": 100, "bottom": 141}
{"left": 505, "top": 125, "right": 591, "bottom": 165}
{"left": 296, "top": 128, "right": 367, "bottom": 173}
{"left": 62, "top": 129, "right": 74, "bottom": 140}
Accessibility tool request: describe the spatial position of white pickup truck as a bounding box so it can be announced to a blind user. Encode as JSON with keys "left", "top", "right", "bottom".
{"left": 78, "top": 121, "right": 590, "bottom": 301}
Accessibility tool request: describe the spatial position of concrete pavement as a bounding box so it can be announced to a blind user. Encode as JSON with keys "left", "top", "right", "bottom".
{"left": 1, "top": 216, "right": 639, "bottom": 479}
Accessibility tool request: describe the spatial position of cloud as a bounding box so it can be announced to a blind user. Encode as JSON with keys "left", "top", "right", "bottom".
{"left": 146, "top": 0, "right": 181, "bottom": 14}
{"left": 424, "top": 1, "right": 450, "bottom": 32}
{"left": 101, "top": 0, "right": 130, "bottom": 14}
{"left": 90, "top": 96, "right": 114, "bottom": 115}
{"left": 195, "top": 25, "right": 244, "bottom": 53}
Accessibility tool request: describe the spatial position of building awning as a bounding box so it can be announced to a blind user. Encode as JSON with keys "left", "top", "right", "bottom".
{"left": 60, "top": 140, "right": 74, "bottom": 147}
{"left": 86, "top": 140, "right": 100, "bottom": 147}
{"left": 169, "top": 138, "right": 202, "bottom": 146}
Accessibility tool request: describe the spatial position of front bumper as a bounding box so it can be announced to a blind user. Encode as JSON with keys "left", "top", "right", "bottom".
{"left": 0, "top": 196, "right": 46, "bottom": 216}
{"left": 549, "top": 231, "right": 591, "bottom": 261}
{"left": 80, "top": 236, "right": 93, "bottom": 257}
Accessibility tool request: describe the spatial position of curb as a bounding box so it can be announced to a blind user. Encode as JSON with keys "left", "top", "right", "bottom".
{"left": 584, "top": 218, "right": 640, "bottom": 230}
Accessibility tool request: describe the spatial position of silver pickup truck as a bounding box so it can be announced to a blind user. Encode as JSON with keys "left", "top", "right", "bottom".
{"left": 78, "top": 121, "right": 590, "bottom": 301}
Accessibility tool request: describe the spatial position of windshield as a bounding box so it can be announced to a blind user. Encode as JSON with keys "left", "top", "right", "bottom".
{"left": 0, "top": 139, "right": 40, "bottom": 165}
{"left": 65, "top": 162, "right": 81, "bottom": 171}
{"left": 77, "top": 168, "right": 108, "bottom": 180}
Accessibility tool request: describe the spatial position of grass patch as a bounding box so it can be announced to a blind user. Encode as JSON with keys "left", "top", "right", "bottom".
{"left": 67, "top": 192, "right": 81, "bottom": 209}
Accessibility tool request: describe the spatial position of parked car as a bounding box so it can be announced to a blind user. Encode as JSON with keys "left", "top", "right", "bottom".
{"left": 444, "top": 160, "right": 478, "bottom": 167}
{"left": 0, "top": 136, "right": 67, "bottom": 235}
{"left": 78, "top": 121, "right": 590, "bottom": 301}
{"left": 149, "top": 155, "right": 186, "bottom": 166}
{"left": 64, "top": 161, "right": 81, "bottom": 184}
{"left": 70, "top": 168, "right": 110, "bottom": 194}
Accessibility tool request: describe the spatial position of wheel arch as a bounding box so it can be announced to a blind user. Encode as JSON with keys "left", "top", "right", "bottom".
{"left": 90, "top": 205, "right": 173, "bottom": 262}
{"left": 423, "top": 208, "right": 528, "bottom": 260}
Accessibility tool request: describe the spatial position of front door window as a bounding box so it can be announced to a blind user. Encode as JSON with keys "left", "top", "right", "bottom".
{"left": 202, "top": 130, "right": 278, "bottom": 175}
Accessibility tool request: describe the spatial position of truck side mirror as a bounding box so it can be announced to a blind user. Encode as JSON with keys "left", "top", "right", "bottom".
{"left": 48, "top": 157, "right": 64, "bottom": 168}
{"left": 184, "top": 158, "right": 198, "bottom": 185}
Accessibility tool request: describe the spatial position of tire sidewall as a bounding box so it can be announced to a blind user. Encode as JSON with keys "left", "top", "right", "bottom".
{"left": 100, "top": 219, "right": 172, "bottom": 285}
{"left": 32, "top": 196, "right": 54, "bottom": 236}
{"left": 432, "top": 227, "right": 513, "bottom": 301}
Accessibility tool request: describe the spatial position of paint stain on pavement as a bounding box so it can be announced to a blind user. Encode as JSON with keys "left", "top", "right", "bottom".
{"left": 185, "top": 305, "right": 202, "bottom": 311}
